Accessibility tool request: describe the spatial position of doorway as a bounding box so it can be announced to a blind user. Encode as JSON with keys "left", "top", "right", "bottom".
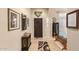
{"left": 52, "top": 22, "right": 59, "bottom": 37}
{"left": 34, "top": 18, "right": 43, "bottom": 38}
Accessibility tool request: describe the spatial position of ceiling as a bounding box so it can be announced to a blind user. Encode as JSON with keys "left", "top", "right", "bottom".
{"left": 30, "top": 8, "right": 78, "bottom": 13}
{"left": 54, "top": 8, "right": 78, "bottom": 13}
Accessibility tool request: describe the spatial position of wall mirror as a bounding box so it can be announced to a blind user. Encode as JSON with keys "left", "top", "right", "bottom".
{"left": 66, "top": 10, "right": 79, "bottom": 29}
{"left": 21, "top": 14, "right": 27, "bottom": 30}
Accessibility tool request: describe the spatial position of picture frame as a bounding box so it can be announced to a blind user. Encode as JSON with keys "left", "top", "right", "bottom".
{"left": 8, "top": 8, "right": 20, "bottom": 31}
{"left": 66, "top": 10, "right": 79, "bottom": 29}
{"left": 21, "top": 14, "right": 27, "bottom": 30}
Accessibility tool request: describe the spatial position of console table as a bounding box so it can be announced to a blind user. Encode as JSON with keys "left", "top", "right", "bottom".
{"left": 21, "top": 33, "right": 31, "bottom": 51}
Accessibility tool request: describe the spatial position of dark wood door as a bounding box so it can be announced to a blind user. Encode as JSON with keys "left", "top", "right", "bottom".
{"left": 52, "top": 23, "right": 59, "bottom": 36}
{"left": 34, "top": 18, "right": 43, "bottom": 38}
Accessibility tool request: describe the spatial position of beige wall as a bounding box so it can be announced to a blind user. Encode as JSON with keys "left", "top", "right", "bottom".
{"left": 0, "top": 8, "right": 31, "bottom": 50}
{"left": 67, "top": 8, "right": 79, "bottom": 50}
{"left": 31, "top": 8, "right": 52, "bottom": 39}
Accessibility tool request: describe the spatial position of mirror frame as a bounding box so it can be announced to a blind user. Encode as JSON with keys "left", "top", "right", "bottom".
{"left": 66, "top": 10, "right": 79, "bottom": 29}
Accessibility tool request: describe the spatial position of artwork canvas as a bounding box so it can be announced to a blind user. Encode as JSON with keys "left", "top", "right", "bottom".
{"left": 8, "top": 9, "right": 20, "bottom": 31}
{"left": 68, "top": 13, "right": 76, "bottom": 27}
{"left": 21, "top": 14, "right": 27, "bottom": 30}
{"left": 66, "top": 10, "right": 79, "bottom": 29}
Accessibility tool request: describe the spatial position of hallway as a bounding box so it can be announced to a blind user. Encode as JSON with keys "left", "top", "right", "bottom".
{"left": 0, "top": 8, "right": 79, "bottom": 51}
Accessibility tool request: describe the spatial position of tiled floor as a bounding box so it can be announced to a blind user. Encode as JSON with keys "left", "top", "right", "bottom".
{"left": 29, "top": 38, "right": 62, "bottom": 51}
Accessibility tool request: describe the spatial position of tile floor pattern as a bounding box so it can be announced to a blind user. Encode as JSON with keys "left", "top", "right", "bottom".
{"left": 29, "top": 38, "right": 62, "bottom": 51}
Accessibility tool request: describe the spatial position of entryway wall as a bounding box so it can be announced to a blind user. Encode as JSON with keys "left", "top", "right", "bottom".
{"left": 0, "top": 8, "right": 31, "bottom": 50}
{"left": 31, "top": 8, "right": 52, "bottom": 39}
{"left": 67, "top": 8, "right": 79, "bottom": 51}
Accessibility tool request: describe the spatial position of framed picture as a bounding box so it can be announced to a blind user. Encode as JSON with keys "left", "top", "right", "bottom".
{"left": 66, "top": 10, "right": 79, "bottom": 29}
{"left": 8, "top": 8, "right": 20, "bottom": 31}
{"left": 21, "top": 14, "right": 27, "bottom": 30}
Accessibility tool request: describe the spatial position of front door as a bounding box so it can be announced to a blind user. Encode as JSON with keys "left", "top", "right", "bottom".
{"left": 34, "top": 18, "right": 43, "bottom": 38}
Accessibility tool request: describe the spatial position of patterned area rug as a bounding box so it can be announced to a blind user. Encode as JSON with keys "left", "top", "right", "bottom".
{"left": 38, "top": 41, "right": 50, "bottom": 51}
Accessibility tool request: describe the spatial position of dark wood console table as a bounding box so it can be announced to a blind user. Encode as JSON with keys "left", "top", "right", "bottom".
{"left": 21, "top": 33, "right": 31, "bottom": 51}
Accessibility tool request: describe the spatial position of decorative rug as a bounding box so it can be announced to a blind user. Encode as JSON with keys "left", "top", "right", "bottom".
{"left": 38, "top": 41, "right": 50, "bottom": 51}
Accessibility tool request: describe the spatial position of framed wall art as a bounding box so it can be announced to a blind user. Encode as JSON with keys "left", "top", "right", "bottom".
{"left": 8, "top": 8, "right": 20, "bottom": 31}
{"left": 66, "top": 10, "right": 79, "bottom": 29}
{"left": 21, "top": 14, "right": 27, "bottom": 30}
